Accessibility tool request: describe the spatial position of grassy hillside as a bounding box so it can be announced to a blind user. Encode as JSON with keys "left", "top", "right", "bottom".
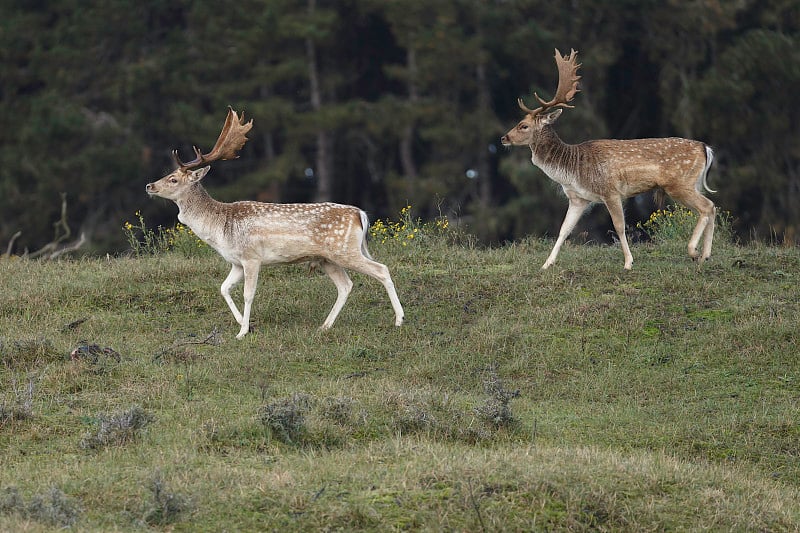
{"left": 1, "top": 219, "right": 799, "bottom": 531}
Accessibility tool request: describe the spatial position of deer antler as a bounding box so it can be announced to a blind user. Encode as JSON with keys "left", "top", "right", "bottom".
{"left": 173, "top": 107, "right": 254, "bottom": 170}
{"left": 518, "top": 48, "right": 581, "bottom": 116}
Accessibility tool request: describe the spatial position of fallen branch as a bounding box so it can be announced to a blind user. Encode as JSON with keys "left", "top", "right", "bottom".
{"left": 152, "top": 328, "right": 221, "bottom": 362}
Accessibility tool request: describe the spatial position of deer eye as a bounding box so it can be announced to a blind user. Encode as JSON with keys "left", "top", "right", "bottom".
{"left": 169, "top": 177, "right": 178, "bottom": 183}
{"left": 519, "top": 124, "right": 529, "bottom": 130}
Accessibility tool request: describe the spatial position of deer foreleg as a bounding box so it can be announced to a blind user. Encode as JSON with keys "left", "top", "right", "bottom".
{"left": 221, "top": 264, "right": 244, "bottom": 325}
{"left": 542, "top": 197, "right": 591, "bottom": 269}
{"left": 236, "top": 261, "right": 261, "bottom": 339}
{"left": 604, "top": 196, "right": 634, "bottom": 270}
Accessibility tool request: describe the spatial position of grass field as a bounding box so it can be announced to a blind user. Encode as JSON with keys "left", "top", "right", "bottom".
{"left": 1, "top": 216, "right": 799, "bottom": 531}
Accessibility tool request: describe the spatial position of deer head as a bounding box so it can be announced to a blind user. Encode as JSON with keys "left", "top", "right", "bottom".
{"left": 146, "top": 108, "right": 252, "bottom": 201}
{"left": 501, "top": 48, "right": 581, "bottom": 147}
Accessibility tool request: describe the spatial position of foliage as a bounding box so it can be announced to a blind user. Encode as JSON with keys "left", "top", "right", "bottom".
{"left": 368, "top": 204, "right": 450, "bottom": 248}
{"left": 123, "top": 211, "right": 210, "bottom": 257}
{"left": 0, "top": 1, "right": 798, "bottom": 252}
{"left": 637, "top": 204, "right": 735, "bottom": 245}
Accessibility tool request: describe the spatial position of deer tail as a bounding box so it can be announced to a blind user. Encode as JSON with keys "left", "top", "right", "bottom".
{"left": 359, "top": 209, "right": 374, "bottom": 260}
{"left": 699, "top": 145, "right": 716, "bottom": 194}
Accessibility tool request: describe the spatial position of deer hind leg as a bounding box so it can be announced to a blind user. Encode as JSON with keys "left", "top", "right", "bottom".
{"left": 543, "top": 196, "right": 591, "bottom": 269}
{"left": 669, "top": 189, "right": 716, "bottom": 262}
{"left": 319, "top": 260, "right": 353, "bottom": 330}
{"left": 221, "top": 263, "right": 244, "bottom": 325}
{"left": 338, "top": 255, "right": 404, "bottom": 327}
{"left": 604, "top": 196, "right": 634, "bottom": 270}
{"left": 236, "top": 260, "right": 262, "bottom": 339}
{"left": 700, "top": 205, "right": 716, "bottom": 261}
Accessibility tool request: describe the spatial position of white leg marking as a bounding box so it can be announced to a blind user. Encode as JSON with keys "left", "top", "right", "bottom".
{"left": 221, "top": 264, "right": 244, "bottom": 325}
{"left": 543, "top": 197, "right": 591, "bottom": 269}
{"left": 236, "top": 261, "right": 261, "bottom": 339}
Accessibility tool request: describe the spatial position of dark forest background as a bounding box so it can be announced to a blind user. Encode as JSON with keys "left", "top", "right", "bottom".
{"left": 1, "top": 0, "right": 798, "bottom": 254}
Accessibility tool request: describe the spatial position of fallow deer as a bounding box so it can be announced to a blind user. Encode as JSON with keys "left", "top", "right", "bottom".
{"left": 501, "top": 49, "right": 716, "bottom": 270}
{"left": 146, "top": 108, "right": 404, "bottom": 338}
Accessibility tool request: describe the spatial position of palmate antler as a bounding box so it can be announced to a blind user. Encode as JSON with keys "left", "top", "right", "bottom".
{"left": 518, "top": 48, "right": 581, "bottom": 116}
{"left": 172, "top": 107, "right": 254, "bottom": 170}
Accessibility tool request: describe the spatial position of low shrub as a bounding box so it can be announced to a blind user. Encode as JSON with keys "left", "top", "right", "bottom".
{"left": 0, "top": 486, "right": 80, "bottom": 528}
{"left": 80, "top": 405, "right": 155, "bottom": 450}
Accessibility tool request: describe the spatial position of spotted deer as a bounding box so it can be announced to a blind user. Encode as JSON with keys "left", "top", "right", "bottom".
{"left": 501, "top": 49, "right": 716, "bottom": 270}
{"left": 146, "top": 108, "right": 404, "bottom": 338}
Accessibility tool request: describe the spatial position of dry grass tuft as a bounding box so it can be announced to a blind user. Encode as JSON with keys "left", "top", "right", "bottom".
{"left": 79, "top": 405, "right": 155, "bottom": 450}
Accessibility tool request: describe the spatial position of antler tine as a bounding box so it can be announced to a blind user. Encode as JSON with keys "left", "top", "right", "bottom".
{"left": 173, "top": 144, "right": 206, "bottom": 170}
{"left": 533, "top": 48, "right": 581, "bottom": 111}
{"left": 172, "top": 149, "right": 184, "bottom": 168}
{"left": 173, "top": 107, "right": 254, "bottom": 170}
{"left": 517, "top": 97, "right": 539, "bottom": 115}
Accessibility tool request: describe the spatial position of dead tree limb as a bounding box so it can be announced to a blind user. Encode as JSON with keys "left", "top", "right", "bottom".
{"left": 25, "top": 193, "right": 87, "bottom": 260}
{"left": 3, "top": 231, "right": 22, "bottom": 258}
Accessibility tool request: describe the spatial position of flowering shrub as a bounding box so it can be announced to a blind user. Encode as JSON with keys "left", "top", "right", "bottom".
{"left": 369, "top": 205, "right": 449, "bottom": 247}
{"left": 123, "top": 212, "right": 209, "bottom": 257}
{"left": 637, "top": 204, "right": 733, "bottom": 244}
{"left": 637, "top": 205, "right": 699, "bottom": 243}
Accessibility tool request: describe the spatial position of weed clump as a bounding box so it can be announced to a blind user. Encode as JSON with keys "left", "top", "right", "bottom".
{"left": 123, "top": 211, "right": 211, "bottom": 257}
{"left": 0, "top": 376, "right": 35, "bottom": 427}
{"left": 385, "top": 389, "right": 435, "bottom": 434}
{"left": 259, "top": 393, "right": 312, "bottom": 443}
{"left": 144, "top": 474, "right": 190, "bottom": 526}
{"left": 1, "top": 338, "right": 60, "bottom": 369}
{"left": 369, "top": 204, "right": 451, "bottom": 248}
{"left": 637, "top": 204, "right": 735, "bottom": 245}
{"left": 385, "top": 388, "right": 493, "bottom": 443}
{"left": 0, "top": 486, "right": 81, "bottom": 528}
{"left": 474, "top": 364, "right": 520, "bottom": 428}
{"left": 80, "top": 405, "right": 155, "bottom": 450}
{"left": 320, "top": 396, "right": 357, "bottom": 425}
{"left": 0, "top": 399, "right": 32, "bottom": 427}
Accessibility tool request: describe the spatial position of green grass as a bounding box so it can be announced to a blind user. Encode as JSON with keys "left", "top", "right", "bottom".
{"left": 1, "top": 228, "right": 799, "bottom": 531}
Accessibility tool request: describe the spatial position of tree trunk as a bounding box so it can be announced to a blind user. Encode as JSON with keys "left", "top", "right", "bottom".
{"left": 307, "top": 0, "right": 333, "bottom": 202}
{"left": 399, "top": 44, "right": 419, "bottom": 194}
{"left": 476, "top": 60, "right": 491, "bottom": 208}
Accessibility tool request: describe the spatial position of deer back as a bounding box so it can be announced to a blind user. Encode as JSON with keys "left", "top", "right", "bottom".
{"left": 183, "top": 199, "right": 366, "bottom": 265}
{"left": 583, "top": 137, "right": 709, "bottom": 197}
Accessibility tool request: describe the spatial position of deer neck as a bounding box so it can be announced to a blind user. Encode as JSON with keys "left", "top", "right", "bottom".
{"left": 173, "top": 184, "right": 227, "bottom": 242}
{"left": 528, "top": 127, "right": 585, "bottom": 187}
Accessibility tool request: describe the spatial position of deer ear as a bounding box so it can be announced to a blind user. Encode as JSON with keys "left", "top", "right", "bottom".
{"left": 541, "top": 109, "right": 563, "bottom": 125}
{"left": 189, "top": 166, "right": 211, "bottom": 182}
